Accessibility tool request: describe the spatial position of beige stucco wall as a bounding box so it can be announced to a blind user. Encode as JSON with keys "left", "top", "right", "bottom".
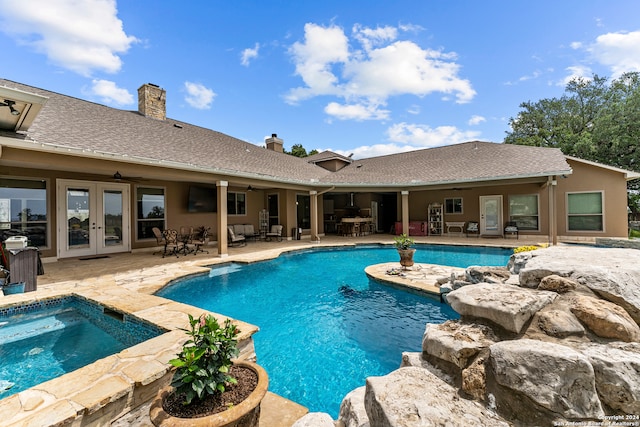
{"left": 556, "top": 159, "right": 629, "bottom": 238}
{"left": 1, "top": 147, "right": 631, "bottom": 260}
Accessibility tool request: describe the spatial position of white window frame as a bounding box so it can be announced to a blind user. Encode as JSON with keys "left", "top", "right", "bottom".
{"left": 566, "top": 191, "right": 604, "bottom": 232}
{"left": 508, "top": 194, "right": 540, "bottom": 231}
{"left": 444, "top": 197, "right": 463, "bottom": 215}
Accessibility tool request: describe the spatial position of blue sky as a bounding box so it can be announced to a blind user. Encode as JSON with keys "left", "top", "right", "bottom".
{"left": 1, "top": 1, "right": 639, "bottom": 159}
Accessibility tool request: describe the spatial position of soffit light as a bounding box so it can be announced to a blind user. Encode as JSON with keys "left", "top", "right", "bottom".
{"left": 0, "top": 99, "right": 20, "bottom": 116}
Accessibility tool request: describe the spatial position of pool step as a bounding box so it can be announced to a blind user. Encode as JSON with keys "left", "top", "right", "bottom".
{"left": 208, "top": 264, "right": 243, "bottom": 277}
{"left": 0, "top": 310, "right": 86, "bottom": 345}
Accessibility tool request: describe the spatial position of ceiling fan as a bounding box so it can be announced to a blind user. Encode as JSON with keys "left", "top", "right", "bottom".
{"left": 111, "top": 171, "right": 144, "bottom": 183}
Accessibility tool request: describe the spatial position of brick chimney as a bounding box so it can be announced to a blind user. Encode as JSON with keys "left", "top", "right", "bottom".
{"left": 137, "top": 83, "right": 166, "bottom": 120}
{"left": 265, "top": 133, "right": 284, "bottom": 153}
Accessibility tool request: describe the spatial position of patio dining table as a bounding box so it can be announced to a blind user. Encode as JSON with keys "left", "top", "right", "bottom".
{"left": 339, "top": 217, "right": 372, "bottom": 236}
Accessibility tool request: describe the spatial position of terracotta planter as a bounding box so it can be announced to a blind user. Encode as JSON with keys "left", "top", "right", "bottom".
{"left": 150, "top": 361, "right": 269, "bottom": 427}
{"left": 397, "top": 248, "right": 416, "bottom": 269}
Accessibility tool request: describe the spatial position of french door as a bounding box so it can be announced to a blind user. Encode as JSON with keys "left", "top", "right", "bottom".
{"left": 479, "top": 195, "right": 503, "bottom": 236}
{"left": 57, "top": 180, "right": 130, "bottom": 258}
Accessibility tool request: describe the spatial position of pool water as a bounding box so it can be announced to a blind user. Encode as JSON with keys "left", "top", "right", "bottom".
{"left": 157, "top": 244, "right": 511, "bottom": 417}
{"left": 0, "top": 297, "right": 162, "bottom": 398}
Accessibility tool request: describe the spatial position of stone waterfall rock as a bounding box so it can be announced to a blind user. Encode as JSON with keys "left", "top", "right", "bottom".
{"left": 446, "top": 283, "right": 557, "bottom": 333}
{"left": 516, "top": 246, "right": 640, "bottom": 323}
{"left": 292, "top": 412, "right": 336, "bottom": 427}
{"left": 577, "top": 342, "right": 640, "bottom": 414}
{"left": 364, "top": 367, "right": 510, "bottom": 427}
{"left": 338, "top": 387, "right": 370, "bottom": 427}
{"left": 490, "top": 339, "right": 604, "bottom": 420}
{"left": 422, "top": 321, "right": 497, "bottom": 368}
{"left": 570, "top": 294, "right": 640, "bottom": 342}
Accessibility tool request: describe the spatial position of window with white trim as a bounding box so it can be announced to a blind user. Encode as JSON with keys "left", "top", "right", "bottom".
{"left": 227, "top": 192, "right": 246, "bottom": 215}
{"left": 136, "top": 187, "right": 165, "bottom": 240}
{"left": 444, "top": 197, "right": 463, "bottom": 214}
{"left": 567, "top": 192, "right": 603, "bottom": 231}
{"left": 509, "top": 194, "right": 539, "bottom": 231}
{"left": 0, "top": 178, "right": 48, "bottom": 247}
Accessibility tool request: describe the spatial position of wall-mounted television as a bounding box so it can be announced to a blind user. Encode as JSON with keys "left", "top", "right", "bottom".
{"left": 187, "top": 185, "right": 217, "bottom": 213}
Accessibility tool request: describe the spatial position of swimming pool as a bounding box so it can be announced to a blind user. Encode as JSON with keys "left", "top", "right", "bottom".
{"left": 157, "top": 244, "right": 511, "bottom": 416}
{"left": 0, "top": 296, "right": 163, "bottom": 398}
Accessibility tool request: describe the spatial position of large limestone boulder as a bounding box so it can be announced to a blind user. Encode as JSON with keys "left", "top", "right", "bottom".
{"left": 578, "top": 342, "right": 640, "bottom": 414}
{"left": 516, "top": 246, "right": 640, "bottom": 323}
{"left": 538, "top": 274, "right": 578, "bottom": 293}
{"left": 365, "top": 367, "right": 510, "bottom": 427}
{"left": 338, "top": 387, "right": 370, "bottom": 427}
{"left": 570, "top": 294, "right": 640, "bottom": 342}
{"left": 446, "top": 283, "right": 557, "bottom": 333}
{"left": 422, "top": 321, "right": 497, "bottom": 368}
{"left": 465, "top": 266, "right": 511, "bottom": 284}
{"left": 536, "top": 308, "right": 585, "bottom": 338}
{"left": 490, "top": 339, "right": 604, "bottom": 420}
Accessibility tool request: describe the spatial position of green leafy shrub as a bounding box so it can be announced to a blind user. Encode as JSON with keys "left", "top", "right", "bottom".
{"left": 393, "top": 233, "right": 415, "bottom": 250}
{"left": 169, "top": 314, "right": 240, "bottom": 405}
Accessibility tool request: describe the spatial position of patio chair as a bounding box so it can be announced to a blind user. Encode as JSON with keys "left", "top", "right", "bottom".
{"left": 227, "top": 226, "right": 246, "bottom": 247}
{"left": 152, "top": 227, "right": 165, "bottom": 255}
{"left": 265, "top": 224, "right": 283, "bottom": 241}
{"left": 466, "top": 221, "right": 479, "bottom": 237}
{"left": 504, "top": 221, "right": 519, "bottom": 239}
{"left": 162, "top": 229, "right": 181, "bottom": 258}
{"left": 179, "top": 226, "right": 194, "bottom": 254}
{"left": 192, "top": 227, "right": 210, "bottom": 255}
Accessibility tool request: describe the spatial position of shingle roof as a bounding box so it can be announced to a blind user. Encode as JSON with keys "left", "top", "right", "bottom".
{"left": 0, "top": 79, "right": 330, "bottom": 185}
{"left": 306, "top": 150, "right": 353, "bottom": 164}
{"left": 1, "top": 79, "right": 572, "bottom": 188}
{"left": 322, "top": 141, "right": 572, "bottom": 186}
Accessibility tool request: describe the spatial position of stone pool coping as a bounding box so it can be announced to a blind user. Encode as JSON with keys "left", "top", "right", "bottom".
{"left": 0, "top": 284, "right": 259, "bottom": 426}
{"left": 365, "top": 262, "right": 465, "bottom": 298}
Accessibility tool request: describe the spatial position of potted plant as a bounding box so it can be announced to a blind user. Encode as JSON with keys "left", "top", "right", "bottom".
{"left": 394, "top": 233, "right": 416, "bottom": 269}
{"left": 150, "top": 314, "right": 269, "bottom": 427}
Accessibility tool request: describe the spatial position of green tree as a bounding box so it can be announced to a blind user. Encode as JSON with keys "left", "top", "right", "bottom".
{"left": 505, "top": 72, "right": 640, "bottom": 190}
{"left": 285, "top": 143, "right": 319, "bottom": 158}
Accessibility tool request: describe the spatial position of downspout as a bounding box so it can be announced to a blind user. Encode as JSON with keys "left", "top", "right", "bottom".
{"left": 547, "top": 176, "right": 558, "bottom": 246}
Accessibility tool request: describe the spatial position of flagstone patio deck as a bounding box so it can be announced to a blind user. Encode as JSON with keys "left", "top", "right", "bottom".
{"left": 6, "top": 233, "right": 547, "bottom": 426}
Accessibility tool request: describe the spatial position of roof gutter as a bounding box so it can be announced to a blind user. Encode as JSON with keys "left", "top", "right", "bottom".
{"left": 0, "top": 136, "right": 334, "bottom": 189}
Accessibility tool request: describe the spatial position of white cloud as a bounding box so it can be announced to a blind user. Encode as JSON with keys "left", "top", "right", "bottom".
{"left": 184, "top": 82, "right": 216, "bottom": 109}
{"left": 88, "top": 79, "right": 133, "bottom": 105}
{"left": 352, "top": 24, "right": 397, "bottom": 52}
{"left": 285, "top": 23, "right": 475, "bottom": 119}
{"left": 468, "top": 115, "right": 486, "bottom": 126}
{"left": 324, "top": 101, "right": 390, "bottom": 121}
{"left": 241, "top": 43, "right": 260, "bottom": 66}
{"left": 407, "top": 104, "right": 421, "bottom": 115}
{"left": 334, "top": 143, "right": 417, "bottom": 159}
{"left": 560, "top": 65, "right": 592, "bottom": 86}
{"left": 0, "top": 0, "right": 137, "bottom": 76}
{"left": 587, "top": 30, "right": 640, "bottom": 77}
{"left": 386, "top": 122, "right": 480, "bottom": 148}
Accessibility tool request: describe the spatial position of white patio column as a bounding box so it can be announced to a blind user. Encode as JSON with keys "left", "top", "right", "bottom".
{"left": 217, "top": 180, "right": 228, "bottom": 257}
{"left": 310, "top": 190, "right": 318, "bottom": 242}
{"left": 401, "top": 191, "right": 410, "bottom": 235}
